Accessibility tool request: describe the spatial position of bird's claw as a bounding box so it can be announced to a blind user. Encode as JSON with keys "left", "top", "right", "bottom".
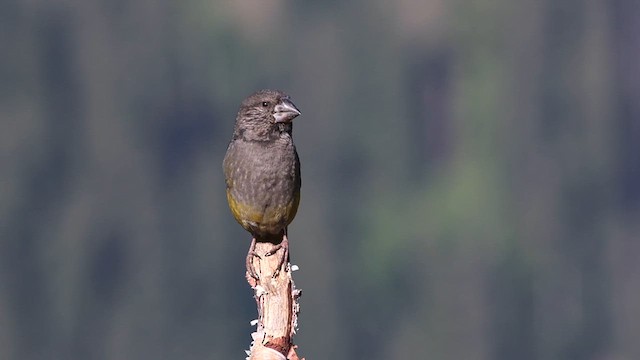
{"left": 246, "top": 238, "right": 261, "bottom": 281}
{"left": 246, "top": 235, "right": 290, "bottom": 280}
{"left": 267, "top": 235, "right": 289, "bottom": 279}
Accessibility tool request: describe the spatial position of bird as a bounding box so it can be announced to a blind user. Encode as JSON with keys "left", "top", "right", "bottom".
{"left": 223, "top": 89, "right": 302, "bottom": 280}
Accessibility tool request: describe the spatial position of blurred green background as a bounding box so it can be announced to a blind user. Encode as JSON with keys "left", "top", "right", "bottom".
{"left": 2, "top": 0, "right": 639, "bottom": 359}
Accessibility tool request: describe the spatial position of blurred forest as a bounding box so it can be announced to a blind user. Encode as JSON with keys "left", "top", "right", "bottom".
{"left": 2, "top": 0, "right": 639, "bottom": 359}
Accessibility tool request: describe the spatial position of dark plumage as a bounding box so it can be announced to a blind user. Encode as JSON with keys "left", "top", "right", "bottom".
{"left": 223, "top": 89, "right": 302, "bottom": 278}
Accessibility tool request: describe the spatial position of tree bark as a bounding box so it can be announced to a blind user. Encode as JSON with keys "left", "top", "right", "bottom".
{"left": 246, "top": 239, "right": 303, "bottom": 360}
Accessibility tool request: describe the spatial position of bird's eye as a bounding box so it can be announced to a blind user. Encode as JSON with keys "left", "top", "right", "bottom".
{"left": 261, "top": 101, "right": 269, "bottom": 107}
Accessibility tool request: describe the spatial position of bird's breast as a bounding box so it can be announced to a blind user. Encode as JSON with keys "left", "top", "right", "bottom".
{"left": 223, "top": 138, "right": 300, "bottom": 236}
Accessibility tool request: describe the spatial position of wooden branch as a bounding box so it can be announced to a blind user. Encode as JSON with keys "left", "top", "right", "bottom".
{"left": 246, "top": 239, "right": 304, "bottom": 360}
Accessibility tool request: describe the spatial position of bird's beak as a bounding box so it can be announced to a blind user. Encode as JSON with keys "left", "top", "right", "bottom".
{"left": 273, "top": 98, "right": 301, "bottom": 123}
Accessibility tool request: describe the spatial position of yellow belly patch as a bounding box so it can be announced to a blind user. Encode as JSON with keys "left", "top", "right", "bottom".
{"left": 226, "top": 190, "right": 300, "bottom": 235}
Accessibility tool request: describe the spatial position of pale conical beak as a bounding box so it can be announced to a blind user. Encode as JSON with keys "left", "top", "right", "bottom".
{"left": 273, "top": 98, "right": 301, "bottom": 123}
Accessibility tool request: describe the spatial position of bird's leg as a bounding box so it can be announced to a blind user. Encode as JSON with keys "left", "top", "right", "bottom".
{"left": 265, "top": 232, "right": 290, "bottom": 278}
{"left": 246, "top": 237, "right": 261, "bottom": 281}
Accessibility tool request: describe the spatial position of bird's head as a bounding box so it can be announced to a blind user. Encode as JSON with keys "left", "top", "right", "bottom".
{"left": 234, "top": 89, "right": 301, "bottom": 141}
